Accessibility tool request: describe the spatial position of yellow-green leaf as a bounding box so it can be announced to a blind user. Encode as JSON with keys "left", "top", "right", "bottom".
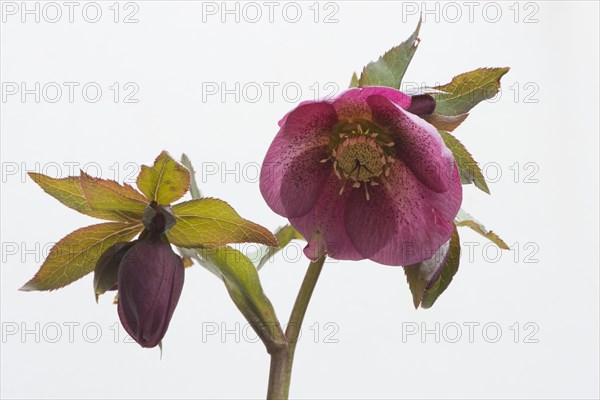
{"left": 358, "top": 18, "right": 421, "bottom": 88}
{"left": 421, "top": 227, "right": 461, "bottom": 308}
{"left": 349, "top": 72, "right": 359, "bottom": 88}
{"left": 28, "top": 172, "right": 126, "bottom": 222}
{"left": 257, "top": 225, "right": 304, "bottom": 270}
{"left": 20, "top": 222, "right": 143, "bottom": 291}
{"left": 80, "top": 172, "right": 147, "bottom": 218}
{"left": 455, "top": 209, "right": 509, "bottom": 249}
{"left": 136, "top": 151, "right": 190, "bottom": 205}
{"left": 167, "top": 198, "right": 278, "bottom": 249}
{"left": 405, "top": 227, "right": 460, "bottom": 309}
{"left": 197, "top": 247, "right": 285, "bottom": 349}
{"left": 440, "top": 130, "right": 490, "bottom": 194}
{"left": 433, "top": 67, "right": 510, "bottom": 116}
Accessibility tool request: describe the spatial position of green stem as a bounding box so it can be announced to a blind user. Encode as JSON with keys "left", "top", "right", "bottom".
{"left": 266, "top": 256, "right": 326, "bottom": 400}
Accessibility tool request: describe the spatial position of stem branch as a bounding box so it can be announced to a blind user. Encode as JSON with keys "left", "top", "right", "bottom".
{"left": 266, "top": 256, "right": 326, "bottom": 400}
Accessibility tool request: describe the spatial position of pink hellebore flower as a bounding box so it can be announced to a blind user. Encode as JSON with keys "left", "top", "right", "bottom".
{"left": 260, "top": 87, "right": 462, "bottom": 266}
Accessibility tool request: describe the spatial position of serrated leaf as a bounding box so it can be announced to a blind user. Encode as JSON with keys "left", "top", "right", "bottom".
{"left": 455, "top": 209, "right": 509, "bottom": 249}
{"left": 180, "top": 153, "right": 202, "bottom": 199}
{"left": 358, "top": 18, "right": 421, "bottom": 88}
{"left": 136, "top": 151, "right": 190, "bottom": 205}
{"left": 421, "top": 227, "right": 461, "bottom": 308}
{"left": 405, "top": 234, "right": 453, "bottom": 309}
{"left": 439, "top": 130, "right": 490, "bottom": 194}
{"left": 197, "top": 247, "right": 285, "bottom": 349}
{"left": 21, "top": 222, "right": 143, "bottom": 291}
{"left": 422, "top": 113, "right": 468, "bottom": 132}
{"left": 80, "top": 172, "right": 147, "bottom": 217}
{"left": 256, "top": 225, "right": 304, "bottom": 270}
{"left": 167, "top": 198, "right": 278, "bottom": 249}
{"left": 433, "top": 67, "right": 510, "bottom": 116}
{"left": 349, "top": 72, "right": 359, "bottom": 88}
{"left": 28, "top": 172, "right": 127, "bottom": 222}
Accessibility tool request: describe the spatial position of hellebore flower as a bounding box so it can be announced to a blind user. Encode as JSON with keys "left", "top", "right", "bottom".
{"left": 96, "top": 202, "right": 184, "bottom": 348}
{"left": 117, "top": 238, "right": 184, "bottom": 348}
{"left": 260, "top": 87, "right": 462, "bottom": 265}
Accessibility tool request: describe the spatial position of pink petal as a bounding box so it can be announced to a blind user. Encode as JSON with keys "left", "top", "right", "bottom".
{"left": 367, "top": 94, "right": 454, "bottom": 193}
{"left": 333, "top": 87, "right": 412, "bottom": 121}
{"left": 344, "top": 184, "right": 397, "bottom": 259}
{"left": 260, "top": 102, "right": 338, "bottom": 217}
{"left": 361, "top": 161, "right": 462, "bottom": 266}
{"left": 290, "top": 174, "right": 363, "bottom": 261}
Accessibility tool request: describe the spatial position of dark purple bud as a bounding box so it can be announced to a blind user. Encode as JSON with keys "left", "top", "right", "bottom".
{"left": 117, "top": 239, "right": 185, "bottom": 348}
{"left": 407, "top": 94, "right": 436, "bottom": 116}
{"left": 94, "top": 241, "right": 136, "bottom": 301}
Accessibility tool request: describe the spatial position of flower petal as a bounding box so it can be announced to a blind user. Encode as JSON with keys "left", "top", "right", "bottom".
{"left": 406, "top": 94, "right": 436, "bottom": 115}
{"left": 369, "top": 161, "right": 462, "bottom": 266}
{"left": 344, "top": 184, "right": 397, "bottom": 259}
{"left": 260, "top": 102, "right": 338, "bottom": 217}
{"left": 367, "top": 94, "right": 454, "bottom": 193}
{"left": 333, "top": 87, "right": 412, "bottom": 121}
{"left": 289, "top": 174, "right": 363, "bottom": 261}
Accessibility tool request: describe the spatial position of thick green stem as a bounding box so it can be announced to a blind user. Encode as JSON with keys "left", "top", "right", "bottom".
{"left": 266, "top": 256, "right": 326, "bottom": 400}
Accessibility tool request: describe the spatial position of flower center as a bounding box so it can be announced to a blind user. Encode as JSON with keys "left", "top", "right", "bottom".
{"left": 324, "top": 120, "right": 395, "bottom": 200}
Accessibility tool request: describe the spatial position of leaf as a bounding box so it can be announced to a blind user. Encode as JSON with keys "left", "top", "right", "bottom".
{"left": 21, "top": 222, "right": 143, "bottom": 291}
{"left": 433, "top": 67, "right": 510, "bottom": 116}
{"left": 136, "top": 151, "right": 190, "bottom": 205}
{"left": 28, "top": 173, "right": 127, "bottom": 222}
{"left": 197, "top": 247, "right": 286, "bottom": 349}
{"left": 167, "top": 198, "right": 278, "bottom": 249}
{"left": 439, "top": 130, "right": 490, "bottom": 194}
{"left": 455, "top": 209, "right": 509, "bottom": 249}
{"left": 421, "top": 227, "right": 461, "bottom": 308}
{"left": 257, "top": 225, "right": 304, "bottom": 270}
{"left": 405, "top": 234, "right": 453, "bottom": 309}
{"left": 422, "top": 113, "right": 468, "bottom": 132}
{"left": 180, "top": 153, "right": 202, "bottom": 199}
{"left": 80, "top": 172, "right": 147, "bottom": 217}
{"left": 358, "top": 18, "right": 421, "bottom": 88}
{"left": 349, "top": 72, "right": 359, "bottom": 88}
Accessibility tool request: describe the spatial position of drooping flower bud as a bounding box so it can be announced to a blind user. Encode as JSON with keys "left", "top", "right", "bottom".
{"left": 117, "top": 238, "right": 185, "bottom": 348}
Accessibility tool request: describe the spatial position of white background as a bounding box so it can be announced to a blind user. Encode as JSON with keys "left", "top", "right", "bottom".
{"left": 1, "top": 1, "right": 599, "bottom": 399}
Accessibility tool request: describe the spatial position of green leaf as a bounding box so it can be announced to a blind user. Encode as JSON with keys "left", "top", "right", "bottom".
{"left": 405, "top": 227, "right": 460, "bottom": 309}
{"left": 28, "top": 172, "right": 128, "bottom": 222}
{"left": 180, "top": 153, "right": 202, "bottom": 199}
{"left": 80, "top": 172, "right": 147, "bottom": 217}
{"left": 136, "top": 151, "right": 190, "bottom": 205}
{"left": 197, "top": 247, "right": 286, "bottom": 349}
{"left": 439, "top": 130, "right": 490, "bottom": 194}
{"left": 358, "top": 18, "right": 421, "bottom": 88}
{"left": 349, "top": 72, "right": 359, "bottom": 88}
{"left": 455, "top": 209, "right": 509, "bottom": 249}
{"left": 421, "top": 227, "right": 461, "bottom": 308}
{"left": 21, "top": 222, "right": 143, "bottom": 291}
{"left": 422, "top": 113, "right": 468, "bottom": 132}
{"left": 433, "top": 67, "right": 510, "bottom": 116}
{"left": 256, "top": 225, "right": 304, "bottom": 270}
{"left": 167, "top": 198, "right": 278, "bottom": 249}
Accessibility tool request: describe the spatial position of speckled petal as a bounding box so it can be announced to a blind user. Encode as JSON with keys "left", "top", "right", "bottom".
{"left": 289, "top": 174, "right": 363, "bottom": 261}
{"left": 333, "top": 86, "right": 412, "bottom": 121}
{"left": 367, "top": 94, "right": 454, "bottom": 193}
{"left": 364, "top": 161, "right": 462, "bottom": 266}
{"left": 260, "top": 102, "right": 338, "bottom": 217}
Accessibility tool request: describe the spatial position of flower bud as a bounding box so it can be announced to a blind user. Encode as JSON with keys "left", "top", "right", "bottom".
{"left": 117, "top": 238, "right": 185, "bottom": 348}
